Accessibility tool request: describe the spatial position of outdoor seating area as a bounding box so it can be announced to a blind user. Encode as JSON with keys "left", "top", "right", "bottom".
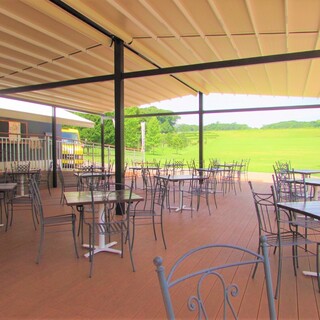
{"left": 1, "top": 167, "right": 320, "bottom": 318}
{"left": 2, "top": 2, "right": 320, "bottom": 318}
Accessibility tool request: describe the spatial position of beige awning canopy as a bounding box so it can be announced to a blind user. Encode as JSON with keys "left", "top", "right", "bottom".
{"left": 1, "top": 0, "right": 320, "bottom": 114}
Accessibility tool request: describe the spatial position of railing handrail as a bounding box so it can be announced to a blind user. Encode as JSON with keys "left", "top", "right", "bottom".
{"left": 0, "top": 136, "right": 144, "bottom": 171}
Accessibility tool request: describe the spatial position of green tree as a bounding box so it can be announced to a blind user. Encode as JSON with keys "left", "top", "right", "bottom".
{"left": 146, "top": 117, "right": 161, "bottom": 153}
{"left": 160, "top": 119, "right": 175, "bottom": 134}
{"left": 72, "top": 112, "right": 116, "bottom": 145}
{"left": 138, "top": 106, "right": 180, "bottom": 129}
{"left": 124, "top": 107, "right": 141, "bottom": 149}
{"left": 168, "top": 133, "right": 188, "bottom": 154}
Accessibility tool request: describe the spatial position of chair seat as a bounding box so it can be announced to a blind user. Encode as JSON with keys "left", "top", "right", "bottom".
{"left": 10, "top": 195, "right": 32, "bottom": 203}
{"left": 292, "top": 216, "right": 320, "bottom": 230}
{"left": 132, "top": 209, "right": 159, "bottom": 217}
{"left": 265, "top": 231, "right": 315, "bottom": 247}
{"left": 43, "top": 213, "right": 76, "bottom": 225}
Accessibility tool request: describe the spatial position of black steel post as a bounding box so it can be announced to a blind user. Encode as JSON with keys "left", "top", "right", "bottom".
{"left": 114, "top": 38, "right": 125, "bottom": 186}
{"left": 199, "top": 92, "right": 204, "bottom": 169}
{"left": 101, "top": 115, "right": 105, "bottom": 170}
{"left": 52, "top": 106, "right": 57, "bottom": 188}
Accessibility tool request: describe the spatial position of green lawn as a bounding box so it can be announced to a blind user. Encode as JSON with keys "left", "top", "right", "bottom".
{"left": 145, "top": 128, "right": 320, "bottom": 173}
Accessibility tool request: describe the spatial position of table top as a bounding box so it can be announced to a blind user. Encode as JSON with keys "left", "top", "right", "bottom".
{"left": 7, "top": 169, "right": 39, "bottom": 175}
{"left": 74, "top": 171, "right": 115, "bottom": 178}
{"left": 304, "top": 178, "right": 320, "bottom": 186}
{"left": 64, "top": 190, "right": 143, "bottom": 206}
{"left": 129, "top": 166, "right": 159, "bottom": 170}
{"left": 156, "top": 174, "right": 204, "bottom": 182}
{"left": 277, "top": 201, "right": 320, "bottom": 220}
{"left": 291, "top": 169, "right": 320, "bottom": 175}
{"left": 285, "top": 177, "right": 320, "bottom": 186}
{"left": 0, "top": 183, "right": 17, "bottom": 191}
{"left": 196, "top": 167, "right": 223, "bottom": 172}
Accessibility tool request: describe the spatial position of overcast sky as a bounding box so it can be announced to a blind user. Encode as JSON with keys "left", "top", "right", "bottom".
{"left": 141, "top": 93, "right": 320, "bottom": 128}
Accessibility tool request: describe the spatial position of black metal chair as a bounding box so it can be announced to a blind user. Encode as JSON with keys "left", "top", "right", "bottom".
{"left": 249, "top": 181, "right": 320, "bottom": 299}
{"left": 57, "top": 164, "right": 79, "bottom": 204}
{"left": 7, "top": 164, "right": 36, "bottom": 231}
{"left": 85, "top": 181, "right": 135, "bottom": 277}
{"left": 131, "top": 173, "right": 169, "bottom": 249}
{"left": 29, "top": 176, "right": 79, "bottom": 264}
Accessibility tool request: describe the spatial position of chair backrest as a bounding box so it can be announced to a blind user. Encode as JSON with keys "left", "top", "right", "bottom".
{"left": 80, "top": 166, "right": 102, "bottom": 191}
{"left": 102, "top": 181, "right": 134, "bottom": 223}
{"left": 272, "top": 174, "right": 290, "bottom": 202}
{"left": 57, "top": 164, "right": 65, "bottom": 186}
{"left": 248, "top": 181, "right": 278, "bottom": 237}
{"left": 288, "top": 170, "right": 308, "bottom": 201}
{"left": 29, "top": 176, "right": 44, "bottom": 224}
{"left": 11, "top": 161, "right": 30, "bottom": 173}
{"left": 33, "top": 169, "right": 41, "bottom": 186}
{"left": 47, "top": 161, "right": 53, "bottom": 180}
{"left": 154, "top": 235, "right": 276, "bottom": 319}
{"left": 152, "top": 175, "right": 169, "bottom": 209}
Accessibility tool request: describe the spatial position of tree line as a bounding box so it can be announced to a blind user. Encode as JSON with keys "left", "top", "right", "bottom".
{"left": 73, "top": 106, "right": 188, "bottom": 153}
{"left": 70, "top": 107, "right": 320, "bottom": 153}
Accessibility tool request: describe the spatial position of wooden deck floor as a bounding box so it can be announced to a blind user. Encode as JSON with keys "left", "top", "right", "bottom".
{"left": 1, "top": 172, "right": 320, "bottom": 319}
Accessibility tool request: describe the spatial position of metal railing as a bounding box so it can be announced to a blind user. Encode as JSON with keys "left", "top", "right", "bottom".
{"left": 0, "top": 136, "right": 144, "bottom": 171}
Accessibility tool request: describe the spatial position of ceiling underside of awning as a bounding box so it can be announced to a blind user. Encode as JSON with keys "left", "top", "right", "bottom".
{"left": 1, "top": 0, "right": 320, "bottom": 115}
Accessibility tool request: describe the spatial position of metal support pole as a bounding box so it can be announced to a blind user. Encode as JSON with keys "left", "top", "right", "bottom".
{"left": 101, "top": 116, "right": 105, "bottom": 170}
{"left": 52, "top": 106, "right": 57, "bottom": 188}
{"left": 198, "top": 92, "right": 204, "bottom": 169}
{"left": 114, "top": 38, "right": 125, "bottom": 186}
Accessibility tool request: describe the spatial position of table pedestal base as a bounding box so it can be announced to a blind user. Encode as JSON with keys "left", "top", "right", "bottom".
{"left": 82, "top": 241, "right": 121, "bottom": 258}
{"left": 303, "top": 271, "right": 318, "bottom": 277}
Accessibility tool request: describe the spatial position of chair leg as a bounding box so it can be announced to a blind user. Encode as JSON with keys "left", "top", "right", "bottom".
{"left": 252, "top": 242, "right": 262, "bottom": 279}
{"left": 205, "top": 192, "right": 211, "bottom": 215}
{"left": 152, "top": 215, "right": 157, "bottom": 241}
{"left": 160, "top": 214, "right": 167, "bottom": 249}
{"left": 88, "top": 226, "right": 94, "bottom": 278}
{"left": 72, "top": 219, "right": 79, "bottom": 259}
{"left": 5, "top": 201, "right": 10, "bottom": 232}
{"left": 0, "top": 199, "right": 2, "bottom": 225}
{"left": 213, "top": 192, "right": 218, "bottom": 209}
{"left": 131, "top": 216, "right": 136, "bottom": 250}
{"left": 317, "top": 243, "right": 320, "bottom": 292}
{"left": 77, "top": 206, "right": 84, "bottom": 244}
{"left": 36, "top": 226, "right": 45, "bottom": 264}
{"left": 126, "top": 229, "right": 136, "bottom": 272}
{"left": 275, "top": 245, "right": 283, "bottom": 299}
{"left": 10, "top": 203, "right": 13, "bottom": 227}
{"left": 31, "top": 202, "right": 38, "bottom": 231}
{"left": 47, "top": 180, "right": 51, "bottom": 196}
{"left": 292, "top": 244, "right": 298, "bottom": 275}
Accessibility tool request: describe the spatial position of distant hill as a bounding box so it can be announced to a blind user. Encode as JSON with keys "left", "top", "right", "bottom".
{"left": 175, "top": 120, "right": 320, "bottom": 131}
{"left": 176, "top": 122, "right": 251, "bottom": 132}
{"left": 261, "top": 120, "right": 320, "bottom": 129}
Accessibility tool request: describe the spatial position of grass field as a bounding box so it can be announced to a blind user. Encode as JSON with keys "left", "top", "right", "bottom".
{"left": 145, "top": 128, "right": 320, "bottom": 173}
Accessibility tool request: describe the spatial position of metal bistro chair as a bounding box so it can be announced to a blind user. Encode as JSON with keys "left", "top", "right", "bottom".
{"left": 249, "top": 181, "right": 320, "bottom": 299}
{"left": 273, "top": 172, "right": 320, "bottom": 251}
{"left": 85, "top": 181, "right": 135, "bottom": 277}
{"left": 180, "top": 170, "right": 213, "bottom": 216}
{"left": 10, "top": 161, "right": 31, "bottom": 195}
{"left": 6, "top": 163, "right": 39, "bottom": 231}
{"left": 131, "top": 174, "right": 169, "bottom": 249}
{"left": 154, "top": 236, "right": 276, "bottom": 319}
{"left": 29, "top": 176, "right": 79, "bottom": 264}
{"left": 57, "top": 165, "right": 79, "bottom": 204}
